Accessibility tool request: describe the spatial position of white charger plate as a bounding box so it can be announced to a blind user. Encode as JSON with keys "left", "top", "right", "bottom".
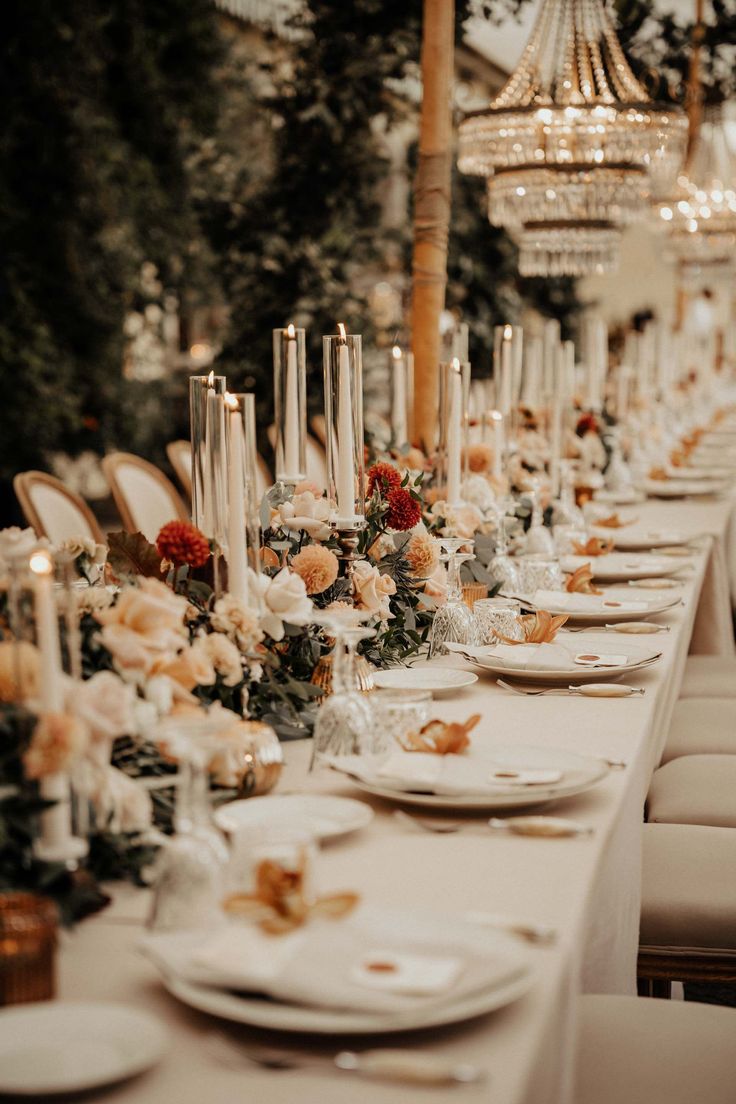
{"left": 594, "top": 489, "right": 646, "bottom": 505}
{"left": 644, "top": 479, "right": 728, "bottom": 498}
{"left": 0, "top": 1001, "right": 168, "bottom": 1096}
{"left": 160, "top": 922, "right": 533, "bottom": 1034}
{"left": 213, "top": 793, "right": 373, "bottom": 842}
{"left": 372, "top": 667, "right": 478, "bottom": 695}
{"left": 560, "top": 552, "right": 674, "bottom": 582}
{"left": 336, "top": 743, "right": 609, "bottom": 811}
{"left": 453, "top": 648, "right": 661, "bottom": 685}
{"left": 516, "top": 594, "right": 681, "bottom": 624}
{"left": 597, "top": 529, "right": 691, "bottom": 551}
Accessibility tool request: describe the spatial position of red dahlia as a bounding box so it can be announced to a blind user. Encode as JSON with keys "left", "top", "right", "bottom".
{"left": 367, "top": 461, "right": 402, "bottom": 497}
{"left": 156, "top": 520, "right": 211, "bottom": 568}
{"left": 385, "top": 487, "right": 421, "bottom": 531}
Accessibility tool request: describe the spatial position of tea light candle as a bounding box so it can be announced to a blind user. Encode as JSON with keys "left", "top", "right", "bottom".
{"left": 224, "top": 393, "right": 248, "bottom": 604}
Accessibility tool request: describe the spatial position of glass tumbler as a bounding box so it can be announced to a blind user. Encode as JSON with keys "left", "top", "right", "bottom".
{"left": 473, "top": 597, "right": 524, "bottom": 644}
{"left": 372, "top": 690, "right": 432, "bottom": 750}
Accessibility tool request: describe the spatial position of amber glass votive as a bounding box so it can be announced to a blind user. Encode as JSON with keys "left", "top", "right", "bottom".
{"left": 0, "top": 892, "right": 58, "bottom": 1006}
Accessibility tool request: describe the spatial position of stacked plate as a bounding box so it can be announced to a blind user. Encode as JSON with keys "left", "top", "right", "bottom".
{"left": 446, "top": 639, "right": 661, "bottom": 684}
{"left": 560, "top": 552, "right": 675, "bottom": 582}
{"left": 592, "top": 529, "right": 691, "bottom": 552}
{"left": 644, "top": 477, "right": 728, "bottom": 499}
{"left": 512, "top": 588, "right": 681, "bottom": 624}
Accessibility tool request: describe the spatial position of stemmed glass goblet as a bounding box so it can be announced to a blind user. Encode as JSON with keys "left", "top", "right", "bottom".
{"left": 310, "top": 608, "right": 377, "bottom": 767}
{"left": 428, "top": 537, "right": 477, "bottom": 659}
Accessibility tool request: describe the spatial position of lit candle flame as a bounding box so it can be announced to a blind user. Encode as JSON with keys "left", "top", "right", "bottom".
{"left": 337, "top": 322, "right": 347, "bottom": 343}
{"left": 286, "top": 323, "right": 296, "bottom": 339}
{"left": 224, "top": 392, "right": 239, "bottom": 411}
{"left": 490, "top": 409, "right": 503, "bottom": 423}
{"left": 30, "top": 549, "right": 54, "bottom": 576}
{"left": 451, "top": 356, "right": 461, "bottom": 372}
{"left": 207, "top": 369, "right": 215, "bottom": 388}
{"left": 392, "top": 344, "right": 402, "bottom": 360}
{"left": 503, "top": 325, "right": 513, "bottom": 342}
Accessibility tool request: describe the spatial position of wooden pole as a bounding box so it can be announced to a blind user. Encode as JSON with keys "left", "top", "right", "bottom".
{"left": 411, "top": 0, "right": 455, "bottom": 452}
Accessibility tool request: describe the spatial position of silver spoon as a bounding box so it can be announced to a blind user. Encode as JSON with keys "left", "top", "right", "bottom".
{"left": 393, "top": 809, "right": 463, "bottom": 834}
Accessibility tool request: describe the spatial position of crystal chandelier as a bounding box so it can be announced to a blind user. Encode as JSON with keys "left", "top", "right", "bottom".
{"left": 655, "top": 104, "right": 736, "bottom": 277}
{"left": 458, "top": 0, "right": 687, "bottom": 277}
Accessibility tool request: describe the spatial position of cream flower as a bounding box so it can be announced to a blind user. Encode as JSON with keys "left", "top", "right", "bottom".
{"left": 253, "top": 568, "right": 313, "bottom": 641}
{"left": 432, "top": 500, "right": 483, "bottom": 540}
{"left": 89, "top": 766, "right": 153, "bottom": 834}
{"left": 56, "top": 536, "right": 107, "bottom": 565}
{"left": 0, "top": 526, "right": 39, "bottom": 566}
{"left": 95, "top": 578, "right": 189, "bottom": 675}
{"left": 423, "top": 562, "right": 449, "bottom": 604}
{"left": 461, "top": 474, "right": 496, "bottom": 515}
{"left": 199, "top": 632, "right": 244, "bottom": 687}
{"left": 352, "top": 560, "right": 396, "bottom": 620}
{"left": 76, "top": 588, "right": 114, "bottom": 616}
{"left": 211, "top": 594, "right": 264, "bottom": 652}
{"left": 70, "top": 671, "right": 136, "bottom": 763}
{"left": 277, "top": 491, "right": 332, "bottom": 540}
{"left": 152, "top": 639, "right": 217, "bottom": 693}
{"left": 367, "top": 533, "right": 396, "bottom": 561}
{"left": 24, "top": 712, "right": 89, "bottom": 779}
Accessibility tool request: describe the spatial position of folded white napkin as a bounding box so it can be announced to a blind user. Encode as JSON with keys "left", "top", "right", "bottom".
{"left": 141, "top": 905, "right": 527, "bottom": 1016}
{"left": 532, "top": 589, "right": 648, "bottom": 613}
{"left": 329, "top": 751, "right": 569, "bottom": 796}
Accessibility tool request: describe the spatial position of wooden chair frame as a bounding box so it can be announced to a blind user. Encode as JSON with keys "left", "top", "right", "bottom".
{"left": 102, "top": 452, "right": 188, "bottom": 535}
{"left": 14, "top": 470, "right": 105, "bottom": 544}
{"left": 166, "top": 440, "right": 192, "bottom": 499}
{"left": 638, "top": 948, "right": 736, "bottom": 999}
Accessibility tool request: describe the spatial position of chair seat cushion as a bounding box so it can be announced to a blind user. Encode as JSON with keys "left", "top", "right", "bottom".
{"left": 680, "top": 655, "right": 736, "bottom": 698}
{"left": 662, "top": 698, "right": 736, "bottom": 763}
{"left": 576, "top": 994, "right": 736, "bottom": 1104}
{"left": 641, "top": 823, "right": 736, "bottom": 949}
{"left": 648, "top": 755, "right": 736, "bottom": 828}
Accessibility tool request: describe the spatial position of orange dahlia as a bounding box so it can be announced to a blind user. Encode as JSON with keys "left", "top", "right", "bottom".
{"left": 367, "top": 462, "right": 402, "bottom": 497}
{"left": 386, "top": 487, "right": 421, "bottom": 531}
{"left": 290, "top": 544, "right": 339, "bottom": 594}
{"left": 156, "top": 520, "right": 211, "bottom": 568}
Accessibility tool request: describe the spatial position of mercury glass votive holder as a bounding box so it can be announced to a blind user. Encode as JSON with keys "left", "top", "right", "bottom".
{"left": 516, "top": 557, "right": 564, "bottom": 595}
{"left": 0, "top": 893, "right": 58, "bottom": 1007}
{"left": 372, "top": 690, "right": 432, "bottom": 751}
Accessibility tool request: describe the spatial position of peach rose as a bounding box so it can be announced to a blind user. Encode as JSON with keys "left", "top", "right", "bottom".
{"left": 24, "top": 712, "right": 89, "bottom": 779}
{"left": 95, "top": 578, "right": 189, "bottom": 675}
{"left": 70, "top": 671, "right": 136, "bottom": 764}
{"left": 152, "top": 639, "right": 217, "bottom": 693}
{"left": 352, "top": 560, "right": 396, "bottom": 620}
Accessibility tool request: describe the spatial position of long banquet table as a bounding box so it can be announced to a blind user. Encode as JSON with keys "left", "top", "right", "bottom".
{"left": 59, "top": 489, "right": 736, "bottom": 1104}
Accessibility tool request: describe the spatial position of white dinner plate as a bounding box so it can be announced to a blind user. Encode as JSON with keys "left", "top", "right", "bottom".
{"left": 593, "top": 488, "right": 646, "bottom": 506}
{"left": 560, "top": 552, "right": 674, "bottom": 582}
{"left": 333, "top": 743, "right": 609, "bottom": 811}
{"left": 666, "top": 466, "right": 733, "bottom": 481}
{"left": 160, "top": 921, "right": 533, "bottom": 1035}
{"left": 0, "top": 1001, "right": 168, "bottom": 1096}
{"left": 372, "top": 667, "right": 478, "bottom": 695}
{"left": 515, "top": 591, "right": 682, "bottom": 624}
{"left": 213, "top": 793, "right": 373, "bottom": 842}
{"left": 450, "top": 644, "right": 661, "bottom": 685}
{"left": 644, "top": 478, "right": 728, "bottom": 498}
{"left": 596, "top": 529, "right": 691, "bottom": 551}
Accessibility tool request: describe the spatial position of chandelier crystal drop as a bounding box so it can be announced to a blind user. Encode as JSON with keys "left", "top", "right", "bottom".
{"left": 458, "top": 0, "right": 687, "bottom": 277}
{"left": 655, "top": 104, "right": 736, "bottom": 276}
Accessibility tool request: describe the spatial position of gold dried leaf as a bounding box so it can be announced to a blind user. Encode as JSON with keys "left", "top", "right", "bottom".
{"left": 565, "top": 564, "right": 602, "bottom": 595}
{"left": 223, "top": 858, "right": 359, "bottom": 935}
{"left": 595, "top": 513, "right": 636, "bottom": 529}
{"left": 497, "top": 610, "right": 569, "bottom": 645}
{"left": 648, "top": 467, "right": 668, "bottom": 481}
{"left": 401, "top": 714, "right": 480, "bottom": 755}
{"left": 571, "top": 537, "right": 614, "bottom": 557}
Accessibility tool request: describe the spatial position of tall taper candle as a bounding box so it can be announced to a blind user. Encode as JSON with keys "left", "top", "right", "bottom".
{"left": 390, "top": 344, "right": 408, "bottom": 447}
{"left": 284, "top": 324, "right": 301, "bottom": 479}
{"left": 336, "top": 323, "right": 356, "bottom": 524}
{"left": 224, "top": 393, "right": 248, "bottom": 604}
{"left": 446, "top": 358, "right": 463, "bottom": 505}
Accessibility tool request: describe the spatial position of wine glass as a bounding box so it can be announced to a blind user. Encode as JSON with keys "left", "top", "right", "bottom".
{"left": 552, "top": 460, "right": 586, "bottom": 528}
{"left": 147, "top": 715, "right": 230, "bottom": 933}
{"left": 428, "top": 537, "right": 476, "bottom": 658}
{"left": 310, "top": 609, "right": 377, "bottom": 767}
{"left": 490, "top": 495, "right": 520, "bottom": 592}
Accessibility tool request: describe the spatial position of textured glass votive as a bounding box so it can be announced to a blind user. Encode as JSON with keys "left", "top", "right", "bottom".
{"left": 0, "top": 893, "right": 58, "bottom": 1006}
{"left": 474, "top": 597, "right": 524, "bottom": 644}
{"left": 516, "top": 557, "right": 563, "bottom": 595}
{"left": 372, "top": 690, "right": 432, "bottom": 751}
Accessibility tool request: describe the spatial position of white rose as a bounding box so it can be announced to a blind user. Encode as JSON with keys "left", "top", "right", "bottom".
{"left": 255, "top": 568, "right": 313, "bottom": 641}
{"left": 277, "top": 492, "right": 332, "bottom": 540}
{"left": 70, "top": 671, "right": 136, "bottom": 763}
{"left": 461, "top": 474, "right": 496, "bottom": 515}
{"left": 91, "top": 766, "right": 153, "bottom": 834}
{"left": 352, "top": 560, "right": 396, "bottom": 620}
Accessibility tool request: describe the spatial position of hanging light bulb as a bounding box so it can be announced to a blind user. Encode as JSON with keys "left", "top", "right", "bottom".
{"left": 458, "top": 0, "right": 687, "bottom": 277}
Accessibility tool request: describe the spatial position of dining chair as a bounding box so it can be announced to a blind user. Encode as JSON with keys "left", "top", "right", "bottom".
{"left": 166, "top": 440, "right": 192, "bottom": 499}
{"left": 102, "top": 452, "right": 189, "bottom": 544}
{"left": 678, "top": 654, "right": 736, "bottom": 697}
{"left": 660, "top": 697, "right": 736, "bottom": 762}
{"left": 638, "top": 822, "right": 736, "bottom": 998}
{"left": 14, "top": 471, "right": 105, "bottom": 545}
{"left": 647, "top": 755, "right": 736, "bottom": 829}
{"left": 166, "top": 440, "right": 272, "bottom": 510}
{"left": 576, "top": 993, "right": 736, "bottom": 1103}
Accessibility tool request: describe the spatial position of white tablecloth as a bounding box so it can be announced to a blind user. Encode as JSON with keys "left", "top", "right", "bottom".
{"left": 56, "top": 494, "right": 736, "bottom": 1104}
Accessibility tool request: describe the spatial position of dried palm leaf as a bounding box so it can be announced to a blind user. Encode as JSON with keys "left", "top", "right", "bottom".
{"left": 401, "top": 713, "right": 480, "bottom": 755}
{"left": 565, "top": 563, "right": 602, "bottom": 595}
{"left": 571, "top": 536, "right": 614, "bottom": 557}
